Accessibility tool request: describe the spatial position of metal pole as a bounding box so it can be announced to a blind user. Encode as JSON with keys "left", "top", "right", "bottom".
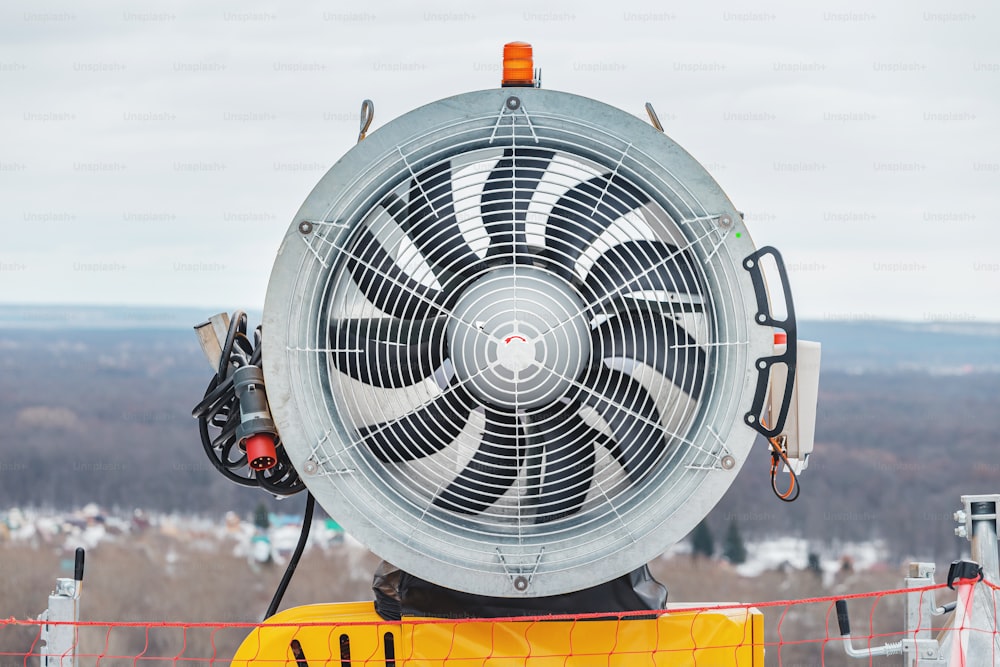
{"left": 943, "top": 495, "right": 1000, "bottom": 665}
{"left": 41, "top": 579, "right": 79, "bottom": 667}
{"left": 969, "top": 499, "right": 1000, "bottom": 582}
{"left": 40, "top": 548, "right": 84, "bottom": 667}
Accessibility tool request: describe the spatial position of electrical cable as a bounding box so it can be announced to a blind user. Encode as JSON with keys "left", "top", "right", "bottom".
{"left": 264, "top": 493, "right": 315, "bottom": 619}
{"left": 192, "top": 311, "right": 304, "bottom": 496}
{"left": 759, "top": 417, "right": 800, "bottom": 502}
{"left": 192, "top": 311, "right": 312, "bottom": 619}
{"left": 768, "top": 435, "right": 800, "bottom": 502}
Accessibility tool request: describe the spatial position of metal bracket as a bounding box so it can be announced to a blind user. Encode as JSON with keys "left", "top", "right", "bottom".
{"left": 490, "top": 97, "right": 539, "bottom": 144}
{"left": 193, "top": 312, "right": 232, "bottom": 371}
{"left": 496, "top": 547, "right": 544, "bottom": 592}
{"left": 900, "top": 562, "right": 948, "bottom": 665}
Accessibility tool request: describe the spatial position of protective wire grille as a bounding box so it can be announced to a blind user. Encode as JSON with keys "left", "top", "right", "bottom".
{"left": 266, "top": 90, "right": 761, "bottom": 596}
{"left": 330, "top": 143, "right": 710, "bottom": 525}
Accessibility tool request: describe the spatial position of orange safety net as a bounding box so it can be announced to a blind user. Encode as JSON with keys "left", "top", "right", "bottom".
{"left": 2, "top": 578, "right": 996, "bottom": 666}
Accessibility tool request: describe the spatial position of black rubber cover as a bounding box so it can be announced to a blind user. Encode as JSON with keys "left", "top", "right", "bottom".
{"left": 835, "top": 599, "right": 850, "bottom": 636}
{"left": 372, "top": 562, "right": 667, "bottom": 620}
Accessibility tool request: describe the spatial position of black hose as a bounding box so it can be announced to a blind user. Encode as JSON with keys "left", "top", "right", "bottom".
{"left": 264, "top": 493, "right": 315, "bottom": 620}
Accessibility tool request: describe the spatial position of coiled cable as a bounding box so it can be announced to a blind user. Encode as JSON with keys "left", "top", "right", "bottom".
{"left": 192, "top": 311, "right": 304, "bottom": 496}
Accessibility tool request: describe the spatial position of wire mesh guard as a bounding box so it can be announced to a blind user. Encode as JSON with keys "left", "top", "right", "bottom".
{"left": 263, "top": 88, "right": 772, "bottom": 597}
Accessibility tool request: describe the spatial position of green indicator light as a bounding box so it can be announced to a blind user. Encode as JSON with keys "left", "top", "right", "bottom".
{"left": 735, "top": 232, "right": 742, "bottom": 238}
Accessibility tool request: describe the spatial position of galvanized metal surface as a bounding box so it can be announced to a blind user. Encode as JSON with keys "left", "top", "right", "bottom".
{"left": 39, "top": 578, "right": 79, "bottom": 667}
{"left": 938, "top": 495, "right": 1000, "bottom": 665}
{"left": 262, "top": 87, "right": 776, "bottom": 597}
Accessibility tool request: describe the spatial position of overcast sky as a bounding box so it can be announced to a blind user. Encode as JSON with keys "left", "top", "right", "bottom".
{"left": 1, "top": 0, "right": 997, "bottom": 322}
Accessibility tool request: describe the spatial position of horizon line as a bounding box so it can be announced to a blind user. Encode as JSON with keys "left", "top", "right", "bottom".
{"left": 0, "top": 302, "right": 997, "bottom": 327}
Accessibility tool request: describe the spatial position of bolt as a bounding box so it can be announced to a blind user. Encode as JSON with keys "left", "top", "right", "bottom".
{"left": 954, "top": 510, "right": 967, "bottom": 523}
{"left": 513, "top": 576, "right": 528, "bottom": 591}
{"left": 298, "top": 220, "right": 314, "bottom": 235}
{"left": 506, "top": 96, "right": 521, "bottom": 111}
{"left": 302, "top": 459, "right": 319, "bottom": 476}
{"left": 956, "top": 526, "right": 968, "bottom": 538}
{"left": 718, "top": 214, "right": 733, "bottom": 228}
{"left": 54, "top": 578, "right": 76, "bottom": 597}
{"left": 720, "top": 455, "right": 736, "bottom": 470}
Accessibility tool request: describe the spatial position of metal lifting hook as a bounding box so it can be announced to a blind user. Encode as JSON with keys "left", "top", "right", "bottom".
{"left": 644, "top": 102, "right": 664, "bottom": 132}
{"left": 358, "top": 99, "right": 374, "bottom": 143}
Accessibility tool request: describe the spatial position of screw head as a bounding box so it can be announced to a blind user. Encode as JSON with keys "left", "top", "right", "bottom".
{"left": 720, "top": 455, "right": 736, "bottom": 470}
{"left": 55, "top": 578, "right": 76, "bottom": 597}
{"left": 506, "top": 96, "right": 521, "bottom": 111}
{"left": 298, "top": 220, "right": 314, "bottom": 235}
{"left": 513, "top": 576, "right": 528, "bottom": 591}
{"left": 718, "top": 214, "right": 733, "bottom": 228}
{"left": 302, "top": 459, "right": 319, "bottom": 476}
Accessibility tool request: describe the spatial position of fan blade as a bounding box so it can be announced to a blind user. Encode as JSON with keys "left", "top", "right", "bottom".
{"left": 330, "top": 317, "right": 447, "bottom": 388}
{"left": 525, "top": 404, "right": 603, "bottom": 523}
{"left": 579, "top": 369, "right": 665, "bottom": 483}
{"left": 401, "top": 162, "right": 483, "bottom": 280}
{"left": 592, "top": 308, "right": 707, "bottom": 400}
{"left": 433, "top": 409, "right": 522, "bottom": 514}
{"left": 543, "top": 173, "right": 650, "bottom": 275}
{"left": 361, "top": 384, "right": 475, "bottom": 463}
{"left": 482, "top": 148, "right": 554, "bottom": 261}
{"left": 581, "top": 239, "right": 704, "bottom": 313}
{"left": 346, "top": 228, "right": 445, "bottom": 320}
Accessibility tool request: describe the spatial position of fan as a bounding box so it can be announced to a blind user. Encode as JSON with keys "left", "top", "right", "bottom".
{"left": 262, "top": 88, "right": 785, "bottom": 597}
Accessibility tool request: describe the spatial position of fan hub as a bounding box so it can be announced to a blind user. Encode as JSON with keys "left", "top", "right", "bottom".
{"left": 446, "top": 266, "right": 590, "bottom": 410}
{"left": 497, "top": 335, "right": 534, "bottom": 373}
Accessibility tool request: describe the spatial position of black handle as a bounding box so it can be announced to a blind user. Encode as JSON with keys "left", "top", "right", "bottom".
{"left": 743, "top": 246, "right": 797, "bottom": 438}
{"left": 835, "top": 600, "right": 850, "bottom": 636}
{"left": 74, "top": 547, "right": 86, "bottom": 582}
{"left": 936, "top": 601, "right": 958, "bottom": 614}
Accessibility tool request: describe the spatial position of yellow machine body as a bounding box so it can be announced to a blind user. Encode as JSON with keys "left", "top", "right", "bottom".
{"left": 232, "top": 601, "right": 764, "bottom": 666}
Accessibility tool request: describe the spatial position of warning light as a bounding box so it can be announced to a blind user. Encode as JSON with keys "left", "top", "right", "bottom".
{"left": 502, "top": 41, "right": 535, "bottom": 87}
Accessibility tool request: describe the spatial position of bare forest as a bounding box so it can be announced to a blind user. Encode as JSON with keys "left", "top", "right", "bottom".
{"left": 1, "top": 314, "right": 997, "bottom": 664}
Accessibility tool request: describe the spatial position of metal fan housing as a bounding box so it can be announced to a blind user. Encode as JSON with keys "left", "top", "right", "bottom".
{"left": 262, "top": 87, "right": 773, "bottom": 597}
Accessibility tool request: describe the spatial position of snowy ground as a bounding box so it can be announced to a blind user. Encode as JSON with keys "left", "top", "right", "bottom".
{"left": 3, "top": 505, "right": 892, "bottom": 584}
{"left": 0, "top": 505, "right": 352, "bottom": 565}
